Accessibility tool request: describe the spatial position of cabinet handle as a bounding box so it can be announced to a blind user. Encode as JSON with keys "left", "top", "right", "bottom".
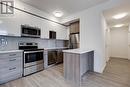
{"left": 9, "top": 59, "right": 16, "bottom": 61}
{"left": 9, "top": 54, "right": 16, "bottom": 56}
{"left": 9, "top": 67, "right": 16, "bottom": 70}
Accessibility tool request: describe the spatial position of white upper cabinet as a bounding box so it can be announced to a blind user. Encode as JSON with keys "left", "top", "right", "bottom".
{"left": 56, "top": 26, "right": 69, "bottom": 40}
{"left": 40, "top": 21, "right": 50, "bottom": 39}
{"left": 0, "top": 10, "right": 21, "bottom": 36}
{"left": 0, "top": 8, "right": 69, "bottom": 40}
{"left": 47, "top": 22, "right": 69, "bottom": 40}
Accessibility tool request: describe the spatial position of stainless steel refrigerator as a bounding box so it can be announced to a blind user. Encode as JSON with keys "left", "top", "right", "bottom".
{"left": 69, "top": 33, "right": 80, "bottom": 49}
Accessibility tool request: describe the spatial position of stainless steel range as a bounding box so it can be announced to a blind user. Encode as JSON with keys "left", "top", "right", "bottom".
{"left": 19, "top": 42, "right": 44, "bottom": 76}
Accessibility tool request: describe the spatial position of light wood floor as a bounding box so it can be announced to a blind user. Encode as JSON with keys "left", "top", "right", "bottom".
{"left": 1, "top": 58, "right": 130, "bottom": 87}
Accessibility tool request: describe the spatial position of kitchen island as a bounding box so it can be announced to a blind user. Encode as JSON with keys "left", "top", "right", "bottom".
{"left": 63, "top": 49, "right": 94, "bottom": 86}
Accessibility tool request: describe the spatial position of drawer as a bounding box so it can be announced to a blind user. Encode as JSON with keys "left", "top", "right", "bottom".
{"left": 0, "top": 57, "right": 22, "bottom": 68}
{"left": 0, "top": 52, "right": 23, "bottom": 59}
{"left": 0, "top": 64, "right": 22, "bottom": 76}
{"left": 0, "top": 73, "right": 22, "bottom": 84}
{"left": 24, "top": 63, "right": 43, "bottom": 76}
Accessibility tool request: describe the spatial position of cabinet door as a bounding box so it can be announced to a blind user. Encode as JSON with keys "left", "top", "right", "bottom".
{"left": 70, "top": 22, "right": 79, "bottom": 34}
{"left": 75, "top": 22, "right": 80, "bottom": 33}
{"left": 56, "top": 27, "right": 69, "bottom": 40}
{"left": 0, "top": 10, "right": 21, "bottom": 36}
{"left": 0, "top": 52, "right": 23, "bottom": 84}
{"left": 41, "top": 21, "right": 49, "bottom": 39}
{"left": 70, "top": 23, "right": 76, "bottom": 34}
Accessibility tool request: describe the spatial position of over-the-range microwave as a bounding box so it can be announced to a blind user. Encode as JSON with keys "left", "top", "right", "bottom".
{"left": 21, "top": 25, "right": 41, "bottom": 38}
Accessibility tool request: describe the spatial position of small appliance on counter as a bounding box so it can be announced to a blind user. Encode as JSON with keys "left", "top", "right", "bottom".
{"left": 19, "top": 42, "right": 44, "bottom": 76}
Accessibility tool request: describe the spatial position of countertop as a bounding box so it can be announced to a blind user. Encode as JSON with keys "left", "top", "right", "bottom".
{"left": 0, "top": 50, "right": 23, "bottom": 54}
{"left": 62, "top": 48, "right": 93, "bottom": 54}
{"left": 43, "top": 47, "right": 68, "bottom": 50}
{"left": 0, "top": 47, "right": 68, "bottom": 53}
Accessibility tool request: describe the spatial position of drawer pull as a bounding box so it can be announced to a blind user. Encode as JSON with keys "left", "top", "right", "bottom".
{"left": 9, "top": 67, "right": 16, "bottom": 70}
{"left": 9, "top": 54, "right": 16, "bottom": 56}
{"left": 9, "top": 59, "right": 16, "bottom": 61}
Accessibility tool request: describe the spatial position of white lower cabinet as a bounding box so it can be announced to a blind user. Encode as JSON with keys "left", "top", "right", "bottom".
{"left": 0, "top": 51, "right": 23, "bottom": 84}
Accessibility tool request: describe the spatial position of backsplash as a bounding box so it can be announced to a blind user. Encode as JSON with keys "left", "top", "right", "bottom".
{"left": 0, "top": 36, "right": 66, "bottom": 51}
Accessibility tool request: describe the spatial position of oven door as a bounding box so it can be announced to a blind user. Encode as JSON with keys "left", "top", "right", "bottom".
{"left": 24, "top": 50, "right": 44, "bottom": 67}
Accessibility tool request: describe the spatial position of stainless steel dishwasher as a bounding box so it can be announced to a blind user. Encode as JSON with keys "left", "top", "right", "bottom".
{"left": 48, "top": 50, "right": 57, "bottom": 66}
{"left": 47, "top": 50, "right": 63, "bottom": 65}
{"left": 56, "top": 49, "right": 63, "bottom": 64}
{"left": 44, "top": 49, "right": 64, "bottom": 68}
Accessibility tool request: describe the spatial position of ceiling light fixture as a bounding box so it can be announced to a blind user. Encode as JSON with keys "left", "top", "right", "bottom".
{"left": 113, "top": 24, "right": 124, "bottom": 28}
{"left": 53, "top": 11, "right": 63, "bottom": 17}
{"left": 112, "top": 13, "right": 128, "bottom": 19}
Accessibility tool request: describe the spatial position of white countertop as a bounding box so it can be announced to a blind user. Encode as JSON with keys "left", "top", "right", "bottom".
{"left": 43, "top": 47, "right": 68, "bottom": 50}
{"left": 62, "top": 49, "right": 93, "bottom": 54}
{"left": 0, "top": 50, "right": 23, "bottom": 54}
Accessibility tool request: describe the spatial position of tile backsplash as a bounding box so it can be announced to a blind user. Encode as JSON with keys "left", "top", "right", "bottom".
{"left": 0, "top": 36, "right": 66, "bottom": 51}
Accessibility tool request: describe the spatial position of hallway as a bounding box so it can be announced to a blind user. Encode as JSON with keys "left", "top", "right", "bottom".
{"left": 1, "top": 58, "right": 130, "bottom": 87}
{"left": 82, "top": 58, "right": 130, "bottom": 87}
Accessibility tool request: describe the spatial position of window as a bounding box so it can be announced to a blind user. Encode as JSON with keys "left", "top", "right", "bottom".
{"left": 1, "top": 1, "right": 14, "bottom": 14}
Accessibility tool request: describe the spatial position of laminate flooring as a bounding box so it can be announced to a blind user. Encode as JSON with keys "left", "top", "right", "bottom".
{"left": 1, "top": 58, "right": 130, "bottom": 87}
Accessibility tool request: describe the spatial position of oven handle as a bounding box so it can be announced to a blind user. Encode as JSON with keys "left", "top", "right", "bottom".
{"left": 24, "top": 50, "right": 44, "bottom": 54}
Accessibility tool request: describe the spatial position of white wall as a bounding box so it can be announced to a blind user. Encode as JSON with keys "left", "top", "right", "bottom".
{"left": 110, "top": 27, "right": 128, "bottom": 59}
{"left": 61, "top": 0, "right": 125, "bottom": 73}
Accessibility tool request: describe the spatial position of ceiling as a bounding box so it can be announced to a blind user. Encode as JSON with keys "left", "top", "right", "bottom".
{"left": 21, "top": 0, "right": 108, "bottom": 17}
{"left": 103, "top": 1, "right": 130, "bottom": 29}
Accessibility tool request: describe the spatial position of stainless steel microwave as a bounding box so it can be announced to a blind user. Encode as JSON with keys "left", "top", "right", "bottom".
{"left": 21, "top": 25, "right": 41, "bottom": 38}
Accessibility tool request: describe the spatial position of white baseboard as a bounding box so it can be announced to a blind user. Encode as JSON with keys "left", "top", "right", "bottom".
{"left": 110, "top": 56, "right": 128, "bottom": 59}
{"left": 94, "top": 63, "right": 106, "bottom": 73}
{"left": 100, "top": 63, "right": 106, "bottom": 73}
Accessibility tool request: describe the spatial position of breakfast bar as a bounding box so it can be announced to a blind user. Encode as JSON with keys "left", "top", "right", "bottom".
{"left": 63, "top": 49, "right": 94, "bottom": 85}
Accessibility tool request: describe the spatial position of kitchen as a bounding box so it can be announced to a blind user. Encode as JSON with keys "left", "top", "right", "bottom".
{"left": 0, "top": 0, "right": 130, "bottom": 87}
{"left": 0, "top": 0, "right": 94, "bottom": 85}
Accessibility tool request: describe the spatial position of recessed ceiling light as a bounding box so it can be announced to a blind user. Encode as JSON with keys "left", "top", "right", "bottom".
{"left": 112, "top": 13, "right": 128, "bottom": 19}
{"left": 113, "top": 24, "right": 124, "bottom": 28}
{"left": 53, "top": 11, "right": 63, "bottom": 17}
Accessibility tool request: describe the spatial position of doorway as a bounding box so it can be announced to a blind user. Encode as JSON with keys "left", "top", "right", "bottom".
{"left": 103, "top": 2, "right": 130, "bottom": 60}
